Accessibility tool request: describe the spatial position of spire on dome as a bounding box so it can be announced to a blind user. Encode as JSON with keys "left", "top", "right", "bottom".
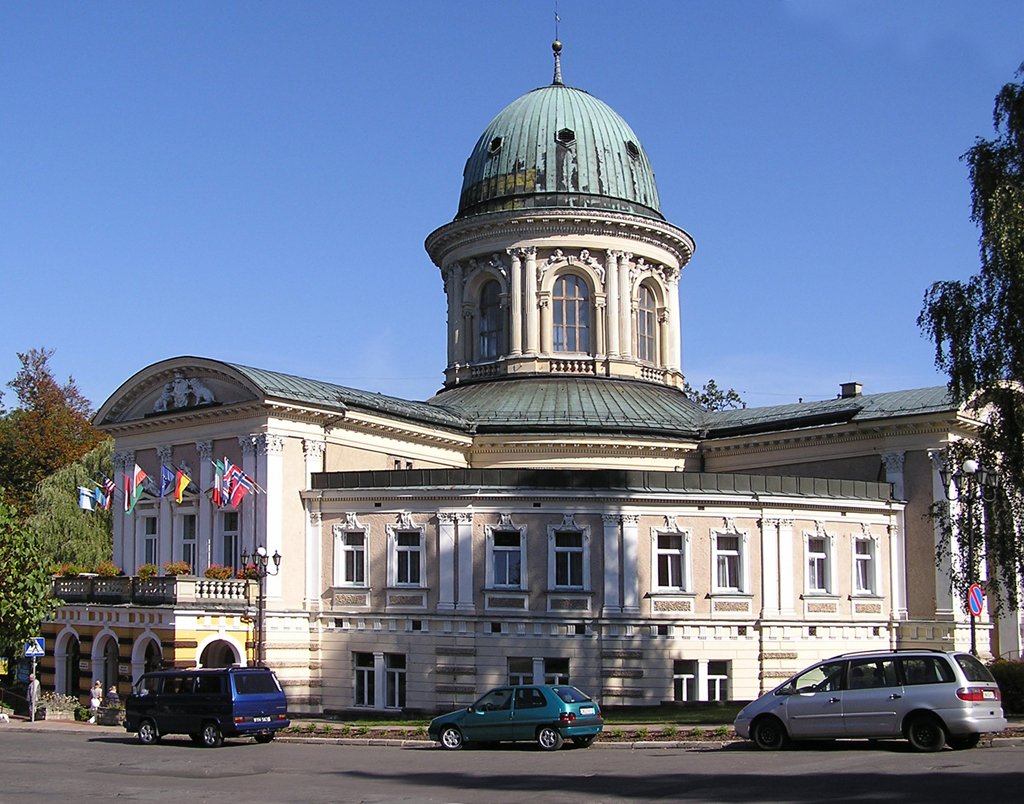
{"left": 552, "top": 39, "right": 563, "bottom": 85}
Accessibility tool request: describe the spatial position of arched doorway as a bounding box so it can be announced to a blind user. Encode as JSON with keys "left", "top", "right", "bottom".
{"left": 57, "top": 635, "right": 81, "bottom": 698}
{"left": 93, "top": 635, "right": 120, "bottom": 690}
{"left": 199, "top": 640, "right": 240, "bottom": 668}
{"left": 144, "top": 640, "right": 163, "bottom": 673}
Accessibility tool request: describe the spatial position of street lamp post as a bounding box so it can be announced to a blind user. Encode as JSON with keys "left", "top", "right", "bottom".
{"left": 240, "top": 545, "right": 281, "bottom": 666}
{"left": 940, "top": 458, "right": 999, "bottom": 656}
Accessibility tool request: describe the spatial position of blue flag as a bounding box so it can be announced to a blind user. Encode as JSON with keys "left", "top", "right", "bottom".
{"left": 160, "top": 465, "right": 175, "bottom": 498}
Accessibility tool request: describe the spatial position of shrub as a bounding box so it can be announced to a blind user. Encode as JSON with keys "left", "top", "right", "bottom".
{"left": 137, "top": 563, "right": 158, "bottom": 579}
{"left": 712, "top": 725, "right": 732, "bottom": 738}
{"left": 990, "top": 659, "right": 1024, "bottom": 715}
{"left": 94, "top": 560, "right": 122, "bottom": 577}
{"left": 163, "top": 561, "right": 192, "bottom": 576}
{"left": 51, "top": 562, "right": 85, "bottom": 577}
{"left": 634, "top": 727, "right": 650, "bottom": 739}
{"left": 662, "top": 725, "right": 678, "bottom": 738}
{"left": 236, "top": 563, "right": 259, "bottom": 580}
{"left": 204, "top": 565, "right": 234, "bottom": 580}
{"left": 40, "top": 692, "right": 79, "bottom": 713}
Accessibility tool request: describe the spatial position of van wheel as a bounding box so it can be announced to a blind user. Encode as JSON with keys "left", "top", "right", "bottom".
{"left": 254, "top": 732, "right": 275, "bottom": 744}
{"left": 537, "top": 726, "right": 564, "bottom": 751}
{"left": 137, "top": 719, "right": 159, "bottom": 745}
{"left": 200, "top": 722, "right": 224, "bottom": 748}
{"left": 751, "top": 716, "right": 789, "bottom": 751}
{"left": 439, "top": 725, "right": 464, "bottom": 750}
{"left": 189, "top": 733, "right": 203, "bottom": 744}
{"left": 947, "top": 733, "right": 981, "bottom": 750}
{"left": 906, "top": 714, "right": 946, "bottom": 752}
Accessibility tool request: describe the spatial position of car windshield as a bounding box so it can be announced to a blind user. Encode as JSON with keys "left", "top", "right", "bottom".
{"left": 954, "top": 653, "right": 997, "bottom": 683}
{"left": 780, "top": 661, "right": 845, "bottom": 694}
{"left": 551, "top": 685, "right": 591, "bottom": 704}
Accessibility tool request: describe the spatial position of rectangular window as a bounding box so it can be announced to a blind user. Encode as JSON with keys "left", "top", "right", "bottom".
{"left": 181, "top": 514, "right": 197, "bottom": 572}
{"left": 707, "top": 660, "right": 730, "bottom": 702}
{"left": 385, "top": 654, "right": 406, "bottom": 709}
{"left": 714, "top": 534, "right": 743, "bottom": 591}
{"left": 854, "top": 538, "right": 875, "bottom": 594}
{"left": 142, "top": 517, "right": 158, "bottom": 566}
{"left": 395, "top": 531, "right": 422, "bottom": 586}
{"left": 492, "top": 531, "right": 522, "bottom": 588}
{"left": 673, "top": 659, "right": 697, "bottom": 702}
{"left": 554, "top": 532, "right": 584, "bottom": 588}
{"left": 508, "top": 657, "right": 533, "bottom": 685}
{"left": 340, "top": 532, "right": 366, "bottom": 586}
{"left": 353, "top": 652, "right": 374, "bottom": 707}
{"left": 807, "top": 536, "right": 830, "bottom": 593}
{"left": 543, "top": 657, "right": 569, "bottom": 685}
{"left": 221, "top": 511, "right": 239, "bottom": 569}
{"left": 657, "top": 532, "right": 686, "bottom": 590}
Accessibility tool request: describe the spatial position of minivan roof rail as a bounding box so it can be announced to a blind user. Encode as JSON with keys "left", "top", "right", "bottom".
{"left": 828, "top": 648, "right": 948, "bottom": 659}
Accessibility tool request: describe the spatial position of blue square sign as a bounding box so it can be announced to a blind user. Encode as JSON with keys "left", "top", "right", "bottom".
{"left": 24, "top": 638, "right": 44, "bottom": 658}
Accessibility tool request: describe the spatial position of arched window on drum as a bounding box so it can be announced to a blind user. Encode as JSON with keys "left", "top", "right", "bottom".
{"left": 637, "top": 283, "right": 657, "bottom": 363}
{"left": 553, "top": 274, "right": 590, "bottom": 353}
{"left": 479, "top": 280, "right": 504, "bottom": 360}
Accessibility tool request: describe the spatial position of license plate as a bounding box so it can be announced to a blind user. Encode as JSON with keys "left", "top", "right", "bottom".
{"left": 580, "top": 706, "right": 595, "bottom": 716}
{"left": 253, "top": 716, "right": 272, "bottom": 723}
{"left": 983, "top": 690, "right": 996, "bottom": 700}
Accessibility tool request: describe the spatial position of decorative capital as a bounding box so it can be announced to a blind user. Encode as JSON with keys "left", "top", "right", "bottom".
{"left": 156, "top": 445, "right": 173, "bottom": 464}
{"left": 303, "top": 439, "right": 326, "bottom": 460}
{"left": 438, "top": 511, "right": 458, "bottom": 524}
{"left": 257, "top": 434, "right": 285, "bottom": 455}
{"left": 602, "top": 513, "right": 620, "bottom": 526}
{"left": 195, "top": 440, "right": 214, "bottom": 461}
{"left": 308, "top": 511, "right": 322, "bottom": 525}
{"left": 397, "top": 511, "right": 414, "bottom": 530}
{"left": 239, "top": 434, "right": 258, "bottom": 456}
{"left": 498, "top": 512, "right": 515, "bottom": 528}
{"left": 881, "top": 451, "right": 905, "bottom": 474}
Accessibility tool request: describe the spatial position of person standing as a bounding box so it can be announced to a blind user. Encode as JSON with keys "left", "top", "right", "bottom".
{"left": 27, "top": 674, "right": 40, "bottom": 722}
{"left": 89, "top": 680, "right": 103, "bottom": 724}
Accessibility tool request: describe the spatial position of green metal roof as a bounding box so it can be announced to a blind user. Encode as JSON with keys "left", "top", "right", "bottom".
{"left": 457, "top": 82, "right": 662, "bottom": 220}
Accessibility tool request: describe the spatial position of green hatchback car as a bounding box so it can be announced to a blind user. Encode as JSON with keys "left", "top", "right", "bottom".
{"left": 428, "top": 684, "right": 604, "bottom": 751}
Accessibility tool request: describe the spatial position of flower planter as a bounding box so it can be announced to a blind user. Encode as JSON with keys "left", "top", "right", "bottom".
{"left": 96, "top": 706, "right": 125, "bottom": 726}
{"left": 41, "top": 707, "right": 76, "bottom": 721}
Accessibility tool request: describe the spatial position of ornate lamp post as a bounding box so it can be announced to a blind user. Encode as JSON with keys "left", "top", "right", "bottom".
{"left": 240, "top": 545, "right": 281, "bottom": 666}
{"left": 940, "top": 458, "right": 999, "bottom": 656}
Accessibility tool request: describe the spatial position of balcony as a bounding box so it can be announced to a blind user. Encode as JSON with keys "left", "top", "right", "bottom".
{"left": 52, "top": 575, "right": 256, "bottom": 609}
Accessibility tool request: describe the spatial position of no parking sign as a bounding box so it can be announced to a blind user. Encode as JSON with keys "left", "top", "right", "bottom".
{"left": 968, "top": 583, "right": 985, "bottom": 617}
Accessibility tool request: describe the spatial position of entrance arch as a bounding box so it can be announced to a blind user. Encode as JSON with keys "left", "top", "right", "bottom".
{"left": 54, "top": 630, "right": 81, "bottom": 698}
{"left": 92, "top": 633, "right": 120, "bottom": 690}
{"left": 199, "top": 639, "right": 241, "bottom": 668}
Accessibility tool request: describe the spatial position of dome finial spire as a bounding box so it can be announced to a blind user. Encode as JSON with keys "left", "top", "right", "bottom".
{"left": 552, "top": 39, "right": 563, "bottom": 85}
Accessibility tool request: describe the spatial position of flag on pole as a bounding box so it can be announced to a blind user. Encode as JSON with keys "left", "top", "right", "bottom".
{"left": 93, "top": 484, "right": 107, "bottom": 510}
{"left": 224, "top": 459, "right": 243, "bottom": 500}
{"left": 125, "top": 464, "right": 148, "bottom": 513}
{"left": 229, "top": 470, "right": 256, "bottom": 508}
{"left": 174, "top": 469, "right": 192, "bottom": 504}
{"left": 101, "top": 475, "right": 116, "bottom": 510}
{"left": 211, "top": 459, "right": 225, "bottom": 506}
{"left": 78, "top": 486, "right": 96, "bottom": 511}
{"left": 160, "top": 465, "right": 175, "bottom": 498}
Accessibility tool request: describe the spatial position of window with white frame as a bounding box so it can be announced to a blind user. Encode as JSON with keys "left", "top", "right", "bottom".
{"left": 141, "top": 516, "right": 158, "bottom": 566}
{"left": 806, "top": 533, "right": 832, "bottom": 594}
{"left": 707, "top": 660, "right": 730, "bottom": 701}
{"left": 673, "top": 659, "right": 697, "bottom": 702}
{"left": 334, "top": 526, "right": 368, "bottom": 587}
{"left": 220, "top": 511, "right": 239, "bottom": 570}
{"left": 854, "top": 537, "right": 877, "bottom": 594}
{"left": 552, "top": 274, "right": 590, "bottom": 353}
{"left": 655, "top": 531, "right": 689, "bottom": 591}
{"left": 391, "top": 530, "right": 423, "bottom": 587}
{"left": 384, "top": 654, "right": 406, "bottom": 708}
{"left": 543, "top": 657, "right": 569, "bottom": 685}
{"left": 179, "top": 513, "right": 197, "bottom": 572}
{"left": 713, "top": 532, "right": 745, "bottom": 592}
{"left": 478, "top": 279, "right": 504, "bottom": 360}
{"left": 636, "top": 283, "right": 657, "bottom": 362}
{"left": 487, "top": 527, "right": 525, "bottom": 589}
{"left": 508, "top": 657, "right": 533, "bottom": 685}
{"left": 353, "top": 652, "right": 374, "bottom": 707}
{"left": 553, "top": 532, "right": 584, "bottom": 589}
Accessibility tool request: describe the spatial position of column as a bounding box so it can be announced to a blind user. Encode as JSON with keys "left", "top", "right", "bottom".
{"left": 450, "top": 262, "right": 465, "bottom": 364}
{"left": 524, "top": 247, "right": 539, "bottom": 353}
{"left": 667, "top": 273, "right": 681, "bottom": 371}
{"left": 305, "top": 510, "right": 322, "bottom": 611}
{"left": 881, "top": 451, "right": 908, "bottom": 619}
{"left": 507, "top": 248, "right": 523, "bottom": 355}
{"left": 111, "top": 451, "right": 128, "bottom": 570}
{"left": 617, "top": 252, "right": 633, "bottom": 357}
{"left": 437, "top": 512, "right": 457, "bottom": 611}
{"left": 240, "top": 435, "right": 258, "bottom": 558}
{"left": 373, "top": 652, "right": 386, "bottom": 710}
{"left": 778, "top": 519, "right": 795, "bottom": 616}
{"left": 696, "top": 659, "right": 709, "bottom": 702}
{"left": 257, "top": 434, "right": 285, "bottom": 598}
{"left": 760, "top": 518, "right": 780, "bottom": 618}
{"left": 456, "top": 511, "right": 475, "bottom": 612}
{"left": 621, "top": 515, "right": 640, "bottom": 614}
{"left": 119, "top": 450, "right": 137, "bottom": 572}
{"left": 601, "top": 515, "right": 621, "bottom": 616}
{"left": 928, "top": 450, "right": 955, "bottom": 617}
{"left": 605, "top": 251, "right": 620, "bottom": 357}
{"left": 196, "top": 441, "right": 214, "bottom": 574}
{"left": 157, "top": 445, "right": 174, "bottom": 568}
{"left": 532, "top": 656, "right": 545, "bottom": 685}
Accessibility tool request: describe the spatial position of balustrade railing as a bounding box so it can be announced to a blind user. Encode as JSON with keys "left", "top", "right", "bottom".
{"left": 53, "top": 575, "right": 255, "bottom": 608}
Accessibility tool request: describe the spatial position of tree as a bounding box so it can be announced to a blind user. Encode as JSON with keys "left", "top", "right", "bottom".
{"left": 27, "top": 439, "right": 114, "bottom": 571}
{"left": 0, "top": 494, "right": 58, "bottom": 656}
{"left": 0, "top": 348, "right": 104, "bottom": 516}
{"left": 684, "top": 378, "right": 746, "bottom": 411}
{"left": 918, "top": 65, "right": 1024, "bottom": 611}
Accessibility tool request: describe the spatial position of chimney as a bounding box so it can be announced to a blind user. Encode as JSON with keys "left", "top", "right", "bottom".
{"left": 840, "top": 382, "right": 863, "bottom": 399}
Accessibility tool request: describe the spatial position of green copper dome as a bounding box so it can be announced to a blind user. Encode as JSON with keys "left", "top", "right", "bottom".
{"left": 457, "top": 58, "right": 663, "bottom": 220}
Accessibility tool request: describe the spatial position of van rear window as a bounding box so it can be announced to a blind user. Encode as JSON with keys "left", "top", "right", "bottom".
{"left": 235, "top": 672, "right": 281, "bottom": 695}
{"left": 954, "top": 654, "right": 997, "bottom": 683}
{"left": 899, "top": 657, "right": 955, "bottom": 685}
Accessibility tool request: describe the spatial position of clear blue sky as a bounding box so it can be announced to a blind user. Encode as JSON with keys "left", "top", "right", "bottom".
{"left": 3, "top": 1, "right": 1022, "bottom": 412}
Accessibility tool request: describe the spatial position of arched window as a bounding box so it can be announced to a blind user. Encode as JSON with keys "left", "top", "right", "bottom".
{"left": 553, "top": 275, "right": 590, "bottom": 353}
{"left": 637, "top": 284, "right": 657, "bottom": 362}
{"left": 479, "top": 280, "right": 503, "bottom": 360}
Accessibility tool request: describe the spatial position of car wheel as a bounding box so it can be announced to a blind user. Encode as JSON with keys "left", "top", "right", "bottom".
{"left": 200, "top": 722, "right": 224, "bottom": 748}
{"left": 537, "top": 726, "right": 564, "bottom": 751}
{"left": 439, "top": 725, "right": 464, "bottom": 750}
{"left": 947, "top": 733, "right": 981, "bottom": 750}
{"left": 136, "top": 719, "right": 159, "bottom": 745}
{"left": 905, "top": 714, "right": 946, "bottom": 752}
{"left": 189, "top": 733, "right": 203, "bottom": 744}
{"left": 571, "top": 735, "right": 596, "bottom": 748}
{"left": 750, "top": 716, "right": 789, "bottom": 751}
{"left": 254, "top": 732, "right": 276, "bottom": 744}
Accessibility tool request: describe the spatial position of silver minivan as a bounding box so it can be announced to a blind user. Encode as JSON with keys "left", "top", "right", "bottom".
{"left": 734, "top": 649, "right": 1006, "bottom": 752}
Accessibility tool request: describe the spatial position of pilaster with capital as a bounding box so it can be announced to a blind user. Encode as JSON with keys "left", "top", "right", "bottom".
{"left": 195, "top": 441, "right": 214, "bottom": 575}
{"left": 778, "top": 518, "right": 796, "bottom": 615}
{"left": 605, "top": 250, "right": 620, "bottom": 357}
{"left": 156, "top": 446, "right": 174, "bottom": 567}
{"left": 239, "top": 435, "right": 258, "bottom": 559}
{"left": 759, "top": 518, "right": 781, "bottom": 618}
{"left": 455, "top": 511, "right": 475, "bottom": 612}
{"left": 928, "top": 449, "right": 955, "bottom": 616}
{"left": 437, "top": 512, "right": 458, "bottom": 611}
{"left": 524, "top": 246, "right": 538, "bottom": 353}
{"left": 621, "top": 514, "right": 640, "bottom": 613}
{"left": 617, "top": 252, "right": 633, "bottom": 358}
{"left": 601, "top": 514, "right": 621, "bottom": 615}
{"left": 507, "top": 248, "right": 523, "bottom": 355}
{"left": 255, "top": 433, "right": 285, "bottom": 598}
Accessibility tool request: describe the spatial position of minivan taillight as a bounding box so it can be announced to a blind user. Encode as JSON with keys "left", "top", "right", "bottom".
{"left": 956, "top": 687, "right": 1001, "bottom": 702}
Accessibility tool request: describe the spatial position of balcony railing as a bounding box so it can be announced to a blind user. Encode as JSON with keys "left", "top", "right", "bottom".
{"left": 52, "top": 575, "right": 256, "bottom": 608}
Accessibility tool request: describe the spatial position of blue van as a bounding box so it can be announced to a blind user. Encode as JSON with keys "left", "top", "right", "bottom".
{"left": 124, "top": 666, "right": 290, "bottom": 747}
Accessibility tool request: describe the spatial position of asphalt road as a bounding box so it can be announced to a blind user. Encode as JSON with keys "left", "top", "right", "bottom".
{"left": 1, "top": 729, "right": 1021, "bottom": 803}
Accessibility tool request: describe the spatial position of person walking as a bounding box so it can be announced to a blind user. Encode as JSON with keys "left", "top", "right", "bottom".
{"left": 27, "top": 674, "right": 40, "bottom": 722}
{"left": 89, "top": 680, "right": 103, "bottom": 724}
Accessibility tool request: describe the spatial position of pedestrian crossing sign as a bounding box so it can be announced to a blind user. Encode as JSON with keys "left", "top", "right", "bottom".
{"left": 24, "top": 638, "right": 44, "bottom": 658}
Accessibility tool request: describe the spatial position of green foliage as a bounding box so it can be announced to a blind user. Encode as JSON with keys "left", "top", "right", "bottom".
{"left": 137, "top": 564, "right": 158, "bottom": 579}
{"left": 94, "top": 560, "right": 122, "bottom": 577}
{"left": 163, "top": 561, "right": 192, "bottom": 576}
{"left": 204, "top": 565, "right": 234, "bottom": 580}
{"left": 989, "top": 659, "right": 1024, "bottom": 714}
{"left": 683, "top": 378, "right": 746, "bottom": 411}
{"left": 0, "top": 496, "right": 58, "bottom": 654}
{"left": 919, "top": 65, "right": 1024, "bottom": 610}
{"left": 25, "top": 439, "right": 114, "bottom": 571}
